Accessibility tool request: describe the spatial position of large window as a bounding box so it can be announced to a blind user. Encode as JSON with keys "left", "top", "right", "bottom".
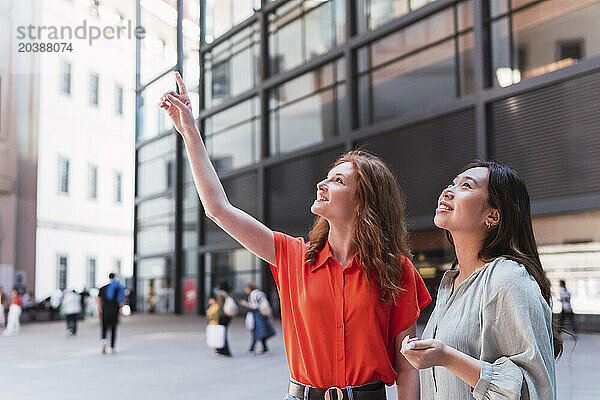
{"left": 269, "top": 0, "right": 346, "bottom": 75}
{"left": 209, "top": 248, "right": 261, "bottom": 299}
{"left": 57, "top": 255, "right": 68, "bottom": 290}
{"left": 269, "top": 60, "right": 346, "bottom": 154}
{"left": 357, "top": 1, "right": 473, "bottom": 126}
{"left": 139, "top": 74, "right": 180, "bottom": 142}
{"left": 488, "top": 0, "right": 600, "bottom": 88}
{"left": 357, "top": 0, "right": 438, "bottom": 33}
{"left": 58, "top": 156, "right": 70, "bottom": 195}
{"left": 137, "top": 218, "right": 175, "bottom": 256}
{"left": 204, "top": 98, "right": 260, "bottom": 173}
{"left": 205, "top": 0, "right": 260, "bottom": 42}
{"left": 139, "top": 1, "right": 177, "bottom": 85}
{"left": 137, "top": 135, "right": 176, "bottom": 257}
{"left": 203, "top": 24, "right": 260, "bottom": 108}
{"left": 137, "top": 135, "right": 176, "bottom": 199}
{"left": 137, "top": 257, "right": 173, "bottom": 313}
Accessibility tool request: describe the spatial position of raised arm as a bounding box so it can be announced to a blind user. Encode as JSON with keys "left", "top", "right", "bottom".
{"left": 160, "top": 72, "right": 275, "bottom": 265}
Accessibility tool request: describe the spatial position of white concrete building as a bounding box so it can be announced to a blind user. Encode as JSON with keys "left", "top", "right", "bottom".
{"left": 6, "top": 0, "right": 136, "bottom": 299}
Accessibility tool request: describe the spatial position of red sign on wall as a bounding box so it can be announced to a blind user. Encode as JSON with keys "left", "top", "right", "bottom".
{"left": 183, "top": 279, "right": 197, "bottom": 313}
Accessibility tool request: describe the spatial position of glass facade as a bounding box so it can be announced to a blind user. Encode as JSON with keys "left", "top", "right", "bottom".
{"left": 357, "top": 1, "right": 473, "bottom": 126}
{"left": 268, "top": 0, "right": 346, "bottom": 75}
{"left": 205, "top": 0, "right": 261, "bottom": 42}
{"left": 204, "top": 24, "right": 260, "bottom": 108}
{"left": 134, "top": 0, "right": 600, "bottom": 316}
{"left": 204, "top": 98, "right": 261, "bottom": 172}
{"left": 488, "top": 0, "right": 600, "bottom": 87}
{"left": 357, "top": 0, "right": 438, "bottom": 33}
{"left": 269, "top": 60, "right": 345, "bottom": 154}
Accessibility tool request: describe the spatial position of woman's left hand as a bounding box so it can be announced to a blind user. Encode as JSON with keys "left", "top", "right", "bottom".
{"left": 400, "top": 335, "right": 450, "bottom": 370}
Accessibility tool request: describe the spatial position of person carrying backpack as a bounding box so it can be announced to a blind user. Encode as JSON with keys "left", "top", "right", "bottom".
{"left": 96, "top": 273, "right": 125, "bottom": 354}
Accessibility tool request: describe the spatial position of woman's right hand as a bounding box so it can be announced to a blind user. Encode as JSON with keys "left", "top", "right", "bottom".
{"left": 160, "top": 72, "right": 196, "bottom": 136}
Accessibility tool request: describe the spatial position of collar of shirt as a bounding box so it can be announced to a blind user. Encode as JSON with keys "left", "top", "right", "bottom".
{"left": 310, "top": 240, "right": 360, "bottom": 272}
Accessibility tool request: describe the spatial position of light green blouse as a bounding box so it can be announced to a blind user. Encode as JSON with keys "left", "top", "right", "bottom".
{"left": 421, "top": 257, "right": 556, "bottom": 400}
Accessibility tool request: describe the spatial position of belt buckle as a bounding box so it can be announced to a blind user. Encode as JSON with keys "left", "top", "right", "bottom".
{"left": 324, "top": 387, "right": 343, "bottom": 400}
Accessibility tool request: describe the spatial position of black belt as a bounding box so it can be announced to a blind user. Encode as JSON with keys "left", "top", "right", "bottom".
{"left": 288, "top": 380, "right": 386, "bottom": 400}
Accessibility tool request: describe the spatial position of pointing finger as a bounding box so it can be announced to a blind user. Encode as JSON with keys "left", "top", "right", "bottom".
{"left": 175, "top": 72, "right": 188, "bottom": 95}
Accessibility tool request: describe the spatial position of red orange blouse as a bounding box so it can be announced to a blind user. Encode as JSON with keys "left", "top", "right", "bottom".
{"left": 270, "top": 231, "right": 432, "bottom": 388}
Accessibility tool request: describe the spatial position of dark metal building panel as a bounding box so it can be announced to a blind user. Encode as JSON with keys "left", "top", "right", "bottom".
{"left": 490, "top": 71, "right": 600, "bottom": 203}
{"left": 266, "top": 148, "right": 345, "bottom": 238}
{"left": 204, "top": 172, "right": 260, "bottom": 246}
{"left": 358, "top": 109, "right": 477, "bottom": 221}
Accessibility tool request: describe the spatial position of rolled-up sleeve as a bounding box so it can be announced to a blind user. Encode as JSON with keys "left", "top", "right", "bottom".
{"left": 473, "top": 280, "right": 556, "bottom": 400}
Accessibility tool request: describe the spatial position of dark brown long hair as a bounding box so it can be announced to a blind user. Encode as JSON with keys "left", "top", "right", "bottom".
{"left": 304, "top": 150, "right": 411, "bottom": 302}
{"left": 448, "top": 160, "right": 563, "bottom": 358}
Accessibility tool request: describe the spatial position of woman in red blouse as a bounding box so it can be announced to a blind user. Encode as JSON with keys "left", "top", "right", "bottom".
{"left": 161, "top": 73, "right": 431, "bottom": 400}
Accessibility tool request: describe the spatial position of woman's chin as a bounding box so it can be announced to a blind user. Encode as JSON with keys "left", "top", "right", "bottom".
{"left": 433, "top": 215, "right": 448, "bottom": 230}
{"left": 310, "top": 204, "right": 321, "bottom": 216}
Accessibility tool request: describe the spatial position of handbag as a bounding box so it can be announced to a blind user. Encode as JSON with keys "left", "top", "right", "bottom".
{"left": 245, "top": 311, "right": 255, "bottom": 330}
{"left": 206, "top": 324, "right": 226, "bottom": 348}
{"left": 223, "top": 295, "right": 239, "bottom": 316}
{"left": 258, "top": 299, "right": 272, "bottom": 317}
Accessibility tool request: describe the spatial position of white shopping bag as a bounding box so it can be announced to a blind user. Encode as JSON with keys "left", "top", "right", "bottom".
{"left": 245, "top": 311, "right": 255, "bottom": 330}
{"left": 206, "top": 324, "right": 226, "bottom": 348}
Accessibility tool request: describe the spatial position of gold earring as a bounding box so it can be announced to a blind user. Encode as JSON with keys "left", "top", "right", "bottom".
{"left": 486, "top": 221, "right": 492, "bottom": 228}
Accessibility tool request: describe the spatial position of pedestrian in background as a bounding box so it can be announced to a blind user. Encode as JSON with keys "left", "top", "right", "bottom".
{"left": 3, "top": 289, "right": 22, "bottom": 336}
{"left": 79, "top": 288, "right": 89, "bottom": 320}
{"left": 62, "top": 289, "right": 81, "bottom": 336}
{"left": 559, "top": 280, "right": 578, "bottom": 336}
{"left": 241, "top": 283, "right": 275, "bottom": 355}
{"left": 214, "top": 281, "right": 234, "bottom": 357}
{"left": 206, "top": 296, "right": 227, "bottom": 354}
{"left": 96, "top": 273, "right": 125, "bottom": 354}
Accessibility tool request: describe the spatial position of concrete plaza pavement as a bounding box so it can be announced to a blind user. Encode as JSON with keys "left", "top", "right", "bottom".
{"left": 0, "top": 314, "right": 596, "bottom": 399}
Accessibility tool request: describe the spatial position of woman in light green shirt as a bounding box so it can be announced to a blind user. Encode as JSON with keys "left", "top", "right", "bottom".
{"left": 401, "top": 161, "right": 561, "bottom": 399}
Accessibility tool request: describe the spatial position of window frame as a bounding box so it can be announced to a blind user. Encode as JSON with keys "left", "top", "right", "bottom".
{"left": 115, "top": 82, "right": 124, "bottom": 115}
{"left": 87, "top": 256, "right": 97, "bottom": 288}
{"left": 114, "top": 170, "right": 123, "bottom": 204}
{"left": 88, "top": 163, "right": 98, "bottom": 200}
{"left": 57, "top": 254, "right": 68, "bottom": 290}
{"left": 58, "top": 156, "right": 70, "bottom": 195}
{"left": 61, "top": 60, "right": 72, "bottom": 96}
{"left": 89, "top": 72, "right": 100, "bottom": 106}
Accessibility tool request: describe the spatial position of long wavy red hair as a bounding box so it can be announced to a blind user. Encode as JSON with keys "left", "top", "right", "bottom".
{"left": 304, "top": 150, "right": 411, "bottom": 302}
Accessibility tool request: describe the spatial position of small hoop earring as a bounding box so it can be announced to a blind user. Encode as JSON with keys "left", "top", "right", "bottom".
{"left": 486, "top": 221, "right": 492, "bottom": 229}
